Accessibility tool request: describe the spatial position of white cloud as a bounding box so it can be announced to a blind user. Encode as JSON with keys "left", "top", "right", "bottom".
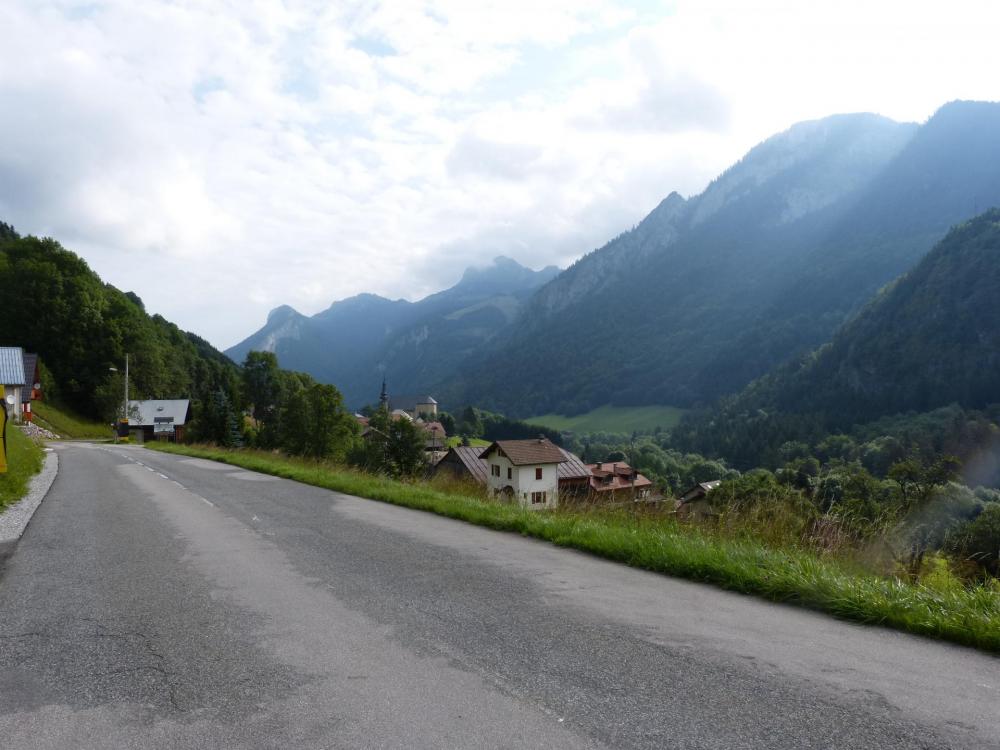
{"left": 1, "top": 0, "right": 999, "bottom": 350}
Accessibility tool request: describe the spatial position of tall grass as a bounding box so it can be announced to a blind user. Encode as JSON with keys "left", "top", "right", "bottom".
{"left": 146, "top": 442, "right": 1000, "bottom": 652}
{"left": 0, "top": 426, "right": 44, "bottom": 510}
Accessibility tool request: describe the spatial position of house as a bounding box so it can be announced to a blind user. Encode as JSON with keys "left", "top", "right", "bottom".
{"left": 420, "top": 420, "right": 447, "bottom": 453}
{"left": 21, "top": 352, "right": 40, "bottom": 423}
{"left": 479, "top": 437, "right": 567, "bottom": 509}
{"left": 432, "top": 445, "right": 490, "bottom": 484}
{"left": 390, "top": 394, "right": 438, "bottom": 420}
{"left": 434, "top": 443, "right": 590, "bottom": 499}
{"left": 356, "top": 411, "right": 447, "bottom": 455}
{"left": 127, "top": 399, "right": 191, "bottom": 443}
{"left": 586, "top": 461, "right": 655, "bottom": 502}
{"left": 675, "top": 480, "right": 723, "bottom": 518}
{"left": 0, "top": 346, "right": 25, "bottom": 424}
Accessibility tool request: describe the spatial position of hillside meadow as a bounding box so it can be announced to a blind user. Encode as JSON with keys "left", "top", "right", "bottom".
{"left": 527, "top": 405, "right": 686, "bottom": 435}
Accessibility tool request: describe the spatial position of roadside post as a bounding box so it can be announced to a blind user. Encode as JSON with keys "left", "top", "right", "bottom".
{"left": 1, "top": 391, "right": 9, "bottom": 474}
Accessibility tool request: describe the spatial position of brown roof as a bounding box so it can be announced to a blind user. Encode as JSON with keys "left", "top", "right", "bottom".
{"left": 557, "top": 448, "right": 591, "bottom": 480}
{"left": 479, "top": 438, "right": 567, "bottom": 466}
{"left": 437, "top": 446, "right": 490, "bottom": 483}
{"left": 437, "top": 444, "right": 585, "bottom": 484}
{"left": 585, "top": 462, "right": 653, "bottom": 493}
{"left": 679, "top": 480, "right": 722, "bottom": 504}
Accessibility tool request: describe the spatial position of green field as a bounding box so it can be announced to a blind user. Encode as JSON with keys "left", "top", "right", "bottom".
{"left": 527, "top": 405, "right": 687, "bottom": 434}
{"left": 445, "top": 436, "right": 490, "bottom": 448}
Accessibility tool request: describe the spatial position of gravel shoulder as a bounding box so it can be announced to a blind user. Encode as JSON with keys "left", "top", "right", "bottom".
{"left": 0, "top": 448, "right": 58, "bottom": 562}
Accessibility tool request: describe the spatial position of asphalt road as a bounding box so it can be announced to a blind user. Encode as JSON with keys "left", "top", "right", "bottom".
{"left": 0, "top": 443, "right": 997, "bottom": 749}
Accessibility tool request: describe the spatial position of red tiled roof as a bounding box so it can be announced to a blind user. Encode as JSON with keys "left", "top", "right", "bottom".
{"left": 585, "top": 462, "right": 653, "bottom": 493}
{"left": 479, "top": 438, "right": 567, "bottom": 466}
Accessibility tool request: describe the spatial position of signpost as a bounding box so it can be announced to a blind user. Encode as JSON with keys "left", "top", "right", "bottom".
{"left": 153, "top": 416, "right": 175, "bottom": 437}
{"left": 0, "top": 391, "right": 9, "bottom": 474}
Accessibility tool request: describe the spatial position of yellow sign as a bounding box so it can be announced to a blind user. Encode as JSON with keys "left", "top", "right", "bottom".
{"left": 0, "top": 386, "right": 8, "bottom": 474}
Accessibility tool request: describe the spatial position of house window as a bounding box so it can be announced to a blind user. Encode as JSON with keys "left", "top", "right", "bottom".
{"left": 507, "top": 467, "right": 512, "bottom": 480}
{"left": 492, "top": 464, "right": 500, "bottom": 477}
{"left": 535, "top": 467, "right": 543, "bottom": 480}
{"left": 531, "top": 491, "right": 547, "bottom": 504}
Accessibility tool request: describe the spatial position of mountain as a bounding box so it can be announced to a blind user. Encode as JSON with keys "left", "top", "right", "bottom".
{"left": 673, "top": 208, "right": 1000, "bottom": 470}
{"left": 756, "top": 208, "right": 1000, "bottom": 421}
{"left": 442, "top": 101, "right": 1000, "bottom": 417}
{"left": 226, "top": 256, "right": 559, "bottom": 407}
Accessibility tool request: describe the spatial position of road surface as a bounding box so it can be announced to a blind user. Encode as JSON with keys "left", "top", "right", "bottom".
{"left": 0, "top": 442, "right": 997, "bottom": 749}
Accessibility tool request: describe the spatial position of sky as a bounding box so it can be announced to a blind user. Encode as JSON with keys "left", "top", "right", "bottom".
{"left": 2, "top": 0, "right": 999, "bottom": 350}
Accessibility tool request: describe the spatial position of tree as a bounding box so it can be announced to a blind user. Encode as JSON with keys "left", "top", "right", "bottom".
{"left": 350, "top": 410, "right": 426, "bottom": 478}
{"left": 243, "top": 351, "right": 282, "bottom": 446}
{"left": 457, "top": 406, "right": 482, "bottom": 438}
{"left": 193, "top": 387, "right": 241, "bottom": 447}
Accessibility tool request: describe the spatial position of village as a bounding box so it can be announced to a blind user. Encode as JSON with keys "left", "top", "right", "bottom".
{"left": 1, "top": 345, "right": 719, "bottom": 514}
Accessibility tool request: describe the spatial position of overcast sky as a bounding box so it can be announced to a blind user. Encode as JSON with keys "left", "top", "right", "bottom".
{"left": 2, "top": 1, "right": 999, "bottom": 349}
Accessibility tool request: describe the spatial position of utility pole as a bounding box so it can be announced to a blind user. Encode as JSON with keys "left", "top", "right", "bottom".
{"left": 124, "top": 353, "right": 129, "bottom": 426}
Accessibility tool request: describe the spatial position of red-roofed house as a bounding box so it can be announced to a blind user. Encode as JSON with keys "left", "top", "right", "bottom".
{"left": 586, "top": 461, "right": 654, "bottom": 501}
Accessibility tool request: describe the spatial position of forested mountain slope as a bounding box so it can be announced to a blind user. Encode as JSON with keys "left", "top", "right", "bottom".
{"left": 226, "top": 256, "right": 558, "bottom": 407}
{"left": 444, "top": 101, "right": 1000, "bottom": 417}
{"left": 0, "top": 227, "right": 238, "bottom": 420}
{"left": 674, "top": 209, "right": 1000, "bottom": 469}
{"left": 754, "top": 209, "right": 999, "bottom": 419}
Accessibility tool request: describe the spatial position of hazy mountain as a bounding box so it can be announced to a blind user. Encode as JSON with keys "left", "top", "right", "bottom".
{"left": 442, "top": 101, "right": 1000, "bottom": 417}
{"left": 226, "top": 256, "right": 558, "bottom": 407}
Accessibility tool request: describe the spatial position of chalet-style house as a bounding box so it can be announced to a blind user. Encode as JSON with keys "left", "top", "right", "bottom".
{"left": 586, "top": 461, "right": 654, "bottom": 501}
{"left": 434, "top": 445, "right": 660, "bottom": 503}
{"left": 0, "top": 347, "right": 25, "bottom": 424}
{"left": 127, "top": 399, "right": 191, "bottom": 443}
{"left": 480, "top": 437, "right": 567, "bottom": 509}
{"left": 436, "top": 444, "right": 590, "bottom": 494}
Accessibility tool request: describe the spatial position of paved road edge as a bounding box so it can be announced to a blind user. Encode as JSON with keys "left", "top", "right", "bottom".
{"left": 0, "top": 450, "right": 59, "bottom": 563}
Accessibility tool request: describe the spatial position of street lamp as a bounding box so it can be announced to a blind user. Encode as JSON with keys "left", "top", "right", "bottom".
{"left": 109, "top": 354, "right": 129, "bottom": 441}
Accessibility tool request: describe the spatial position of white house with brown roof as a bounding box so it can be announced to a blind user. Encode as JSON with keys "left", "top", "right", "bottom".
{"left": 479, "top": 437, "right": 567, "bottom": 509}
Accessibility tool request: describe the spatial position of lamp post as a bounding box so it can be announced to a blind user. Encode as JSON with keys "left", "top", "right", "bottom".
{"left": 109, "top": 354, "right": 129, "bottom": 442}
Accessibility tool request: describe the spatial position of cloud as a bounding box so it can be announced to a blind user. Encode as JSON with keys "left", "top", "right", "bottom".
{"left": 1, "top": 0, "right": 999, "bottom": 351}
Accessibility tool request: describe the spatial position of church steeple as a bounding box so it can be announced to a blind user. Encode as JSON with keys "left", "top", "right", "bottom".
{"left": 379, "top": 377, "right": 389, "bottom": 411}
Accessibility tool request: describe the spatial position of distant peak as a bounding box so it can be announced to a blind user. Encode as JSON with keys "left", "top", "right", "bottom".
{"left": 266, "top": 304, "right": 302, "bottom": 323}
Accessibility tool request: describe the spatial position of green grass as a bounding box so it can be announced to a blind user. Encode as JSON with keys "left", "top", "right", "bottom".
{"left": 32, "top": 401, "right": 111, "bottom": 440}
{"left": 146, "top": 442, "right": 1000, "bottom": 653}
{"left": 0, "top": 425, "right": 44, "bottom": 510}
{"left": 445, "top": 436, "right": 490, "bottom": 448}
{"left": 527, "top": 404, "right": 687, "bottom": 434}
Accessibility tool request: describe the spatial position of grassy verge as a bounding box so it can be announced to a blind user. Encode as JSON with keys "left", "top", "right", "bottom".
{"left": 146, "top": 442, "right": 1000, "bottom": 653}
{"left": 33, "top": 401, "right": 110, "bottom": 440}
{"left": 527, "top": 404, "right": 687, "bottom": 434}
{"left": 0, "top": 426, "right": 45, "bottom": 510}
